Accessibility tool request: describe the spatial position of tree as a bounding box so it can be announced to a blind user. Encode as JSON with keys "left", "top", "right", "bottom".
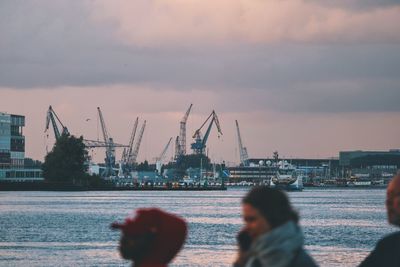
{"left": 136, "top": 160, "right": 153, "bottom": 171}
{"left": 42, "top": 134, "right": 89, "bottom": 184}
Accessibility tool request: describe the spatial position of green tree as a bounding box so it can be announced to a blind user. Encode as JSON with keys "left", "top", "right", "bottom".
{"left": 42, "top": 134, "right": 89, "bottom": 184}
{"left": 136, "top": 160, "right": 151, "bottom": 171}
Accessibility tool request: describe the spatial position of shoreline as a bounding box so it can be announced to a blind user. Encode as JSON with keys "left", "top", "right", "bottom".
{"left": 0, "top": 181, "right": 227, "bottom": 191}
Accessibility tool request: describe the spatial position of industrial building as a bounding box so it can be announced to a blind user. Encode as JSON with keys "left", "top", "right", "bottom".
{"left": 339, "top": 150, "right": 400, "bottom": 182}
{"left": 0, "top": 112, "right": 42, "bottom": 181}
{"left": 339, "top": 150, "right": 400, "bottom": 166}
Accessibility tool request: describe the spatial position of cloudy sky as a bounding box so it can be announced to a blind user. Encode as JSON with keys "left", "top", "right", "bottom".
{"left": 1, "top": 0, "right": 399, "bottom": 164}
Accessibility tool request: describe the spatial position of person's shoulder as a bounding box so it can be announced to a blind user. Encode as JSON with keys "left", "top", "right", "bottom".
{"left": 359, "top": 231, "right": 400, "bottom": 267}
{"left": 293, "top": 248, "right": 318, "bottom": 267}
{"left": 377, "top": 231, "right": 400, "bottom": 248}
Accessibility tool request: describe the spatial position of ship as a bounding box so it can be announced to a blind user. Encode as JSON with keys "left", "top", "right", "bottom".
{"left": 269, "top": 160, "right": 304, "bottom": 191}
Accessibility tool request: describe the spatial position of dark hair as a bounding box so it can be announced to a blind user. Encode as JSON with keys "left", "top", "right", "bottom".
{"left": 243, "top": 186, "right": 299, "bottom": 228}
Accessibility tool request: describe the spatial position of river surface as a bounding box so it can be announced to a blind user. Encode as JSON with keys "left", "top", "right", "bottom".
{"left": 0, "top": 188, "right": 396, "bottom": 267}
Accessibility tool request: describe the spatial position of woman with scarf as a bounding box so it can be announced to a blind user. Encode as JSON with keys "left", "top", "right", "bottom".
{"left": 234, "top": 187, "right": 317, "bottom": 267}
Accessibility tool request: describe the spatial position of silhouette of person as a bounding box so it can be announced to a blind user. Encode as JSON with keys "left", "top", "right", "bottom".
{"left": 359, "top": 174, "right": 400, "bottom": 267}
{"left": 112, "top": 208, "right": 187, "bottom": 267}
{"left": 234, "top": 186, "right": 317, "bottom": 267}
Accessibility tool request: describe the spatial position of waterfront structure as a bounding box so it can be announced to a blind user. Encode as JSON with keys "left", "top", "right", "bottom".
{"left": 228, "top": 165, "right": 273, "bottom": 183}
{"left": 228, "top": 158, "right": 339, "bottom": 184}
{"left": 0, "top": 112, "right": 42, "bottom": 181}
{"left": 339, "top": 149, "right": 400, "bottom": 183}
{"left": 339, "top": 149, "right": 400, "bottom": 166}
{"left": 230, "top": 152, "right": 399, "bottom": 184}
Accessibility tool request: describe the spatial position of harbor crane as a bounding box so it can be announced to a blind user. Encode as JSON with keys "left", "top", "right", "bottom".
{"left": 175, "top": 104, "right": 193, "bottom": 159}
{"left": 127, "top": 120, "right": 146, "bottom": 166}
{"left": 174, "top": 136, "right": 180, "bottom": 160}
{"left": 191, "top": 110, "right": 222, "bottom": 155}
{"left": 235, "top": 120, "right": 249, "bottom": 166}
{"left": 156, "top": 137, "right": 173, "bottom": 174}
{"left": 97, "top": 107, "right": 116, "bottom": 177}
{"left": 121, "top": 117, "right": 139, "bottom": 165}
{"left": 45, "top": 105, "right": 127, "bottom": 176}
{"left": 45, "top": 105, "right": 70, "bottom": 140}
{"left": 45, "top": 106, "right": 127, "bottom": 149}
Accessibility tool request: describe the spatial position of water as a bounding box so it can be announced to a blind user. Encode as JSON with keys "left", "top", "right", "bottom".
{"left": 0, "top": 188, "right": 396, "bottom": 267}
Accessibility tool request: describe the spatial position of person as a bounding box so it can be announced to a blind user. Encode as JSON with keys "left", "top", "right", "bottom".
{"left": 234, "top": 186, "right": 317, "bottom": 267}
{"left": 111, "top": 208, "right": 187, "bottom": 267}
{"left": 359, "top": 174, "right": 400, "bottom": 267}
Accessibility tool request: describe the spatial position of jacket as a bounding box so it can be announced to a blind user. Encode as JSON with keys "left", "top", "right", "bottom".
{"left": 359, "top": 231, "right": 400, "bottom": 267}
{"left": 240, "top": 221, "right": 317, "bottom": 267}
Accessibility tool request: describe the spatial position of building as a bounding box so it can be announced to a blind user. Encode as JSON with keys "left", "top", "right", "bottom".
{"left": 228, "top": 157, "right": 340, "bottom": 183}
{"left": 339, "top": 150, "right": 400, "bottom": 167}
{"left": 339, "top": 150, "right": 400, "bottom": 182}
{"left": 0, "top": 112, "right": 42, "bottom": 181}
{"left": 228, "top": 166, "right": 274, "bottom": 183}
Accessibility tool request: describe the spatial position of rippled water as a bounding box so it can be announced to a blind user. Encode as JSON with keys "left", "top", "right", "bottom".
{"left": 0, "top": 188, "right": 396, "bottom": 266}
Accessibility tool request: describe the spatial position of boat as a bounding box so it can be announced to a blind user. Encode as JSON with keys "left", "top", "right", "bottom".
{"left": 270, "top": 161, "right": 304, "bottom": 191}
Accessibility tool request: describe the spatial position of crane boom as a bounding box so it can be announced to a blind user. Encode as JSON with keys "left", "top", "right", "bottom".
{"left": 192, "top": 111, "right": 214, "bottom": 139}
{"left": 191, "top": 110, "right": 222, "bottom": 155}
{"left": 174, "top": 136, "right": 180, "bottom": 159}
{"left": 178, "top": 104, "right": 192, "bottom": 157}
{"left": 158, "top": 137, "right": 173, "bottom": 160}
{"left": 129, "top": 120, "right": 146, "bottom": 164}
{"left": 46, "top": 109, "right": 60, "bottom": 140}
{"left": 124, "top": 117, "right": 138, "bottom": 163}
{"left": 202, "top": 113, "right": 219, "bottom": 146}
{"left": 97, "top": 107, "right": 109, "bottom": 144}
{"left": 45, "top": 106, "right": 127, "bottom": 149}
{"left": 83, "top": 139, "right": 127, "bottom": 148}
{"left": 97, "top": 107, "right": 116, "bottom": 177}
{"left": 156, "top": 137, "right": 173, "bottom": 174}
{"left": 235, "top": 120, "right": 249, "bottom": 166}
{"left": 45, "top": 105, "right": 69, "bottom": 140}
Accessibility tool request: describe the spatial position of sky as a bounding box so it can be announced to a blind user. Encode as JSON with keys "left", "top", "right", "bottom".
{"left": 1, "top": 0, "right": 399, "bottom": 165}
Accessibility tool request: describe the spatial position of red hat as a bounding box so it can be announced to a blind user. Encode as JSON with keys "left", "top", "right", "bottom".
{"left": 112, "top": 208, "right": 187, "bottom": 265}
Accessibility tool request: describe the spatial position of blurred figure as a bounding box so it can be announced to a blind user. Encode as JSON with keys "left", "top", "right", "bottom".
{"left": 111, "top": 208, "right": 187, "bottom": 267}
{"left": 359, "top": 174, "right": 400, "bottom": 267}
{"left": 234, "top": 186, "right": 317, "bottom": 267}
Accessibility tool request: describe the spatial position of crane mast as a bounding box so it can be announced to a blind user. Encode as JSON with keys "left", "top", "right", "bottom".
{"left": 177, "top": 104, "right": 192, "bottom": 158}
{"left": 45, "top": 105, "right": 69, "bottom": 140}
{"left": 97, "top": 107, "right": 116, "bottom": 177}
{"left": 97, "top": 107, "right": 109, "bottom": 144}
{"left": 156, "top": 137, "right": 173, "bottom": 174}
{"left": 174, "top": 136, "right": 180, "bottom": 159}
{"left": 191, "top": 110, "right": 222, "bottom": 155}
{"left": 45, "top": 106, "right": 125, "bottom": 148}
{"left": 235, "top": 120, "right": 249, "bottom": 166}
{"left": 123, "top": 117, "right": 138, "bottom": 164}
{"left": 129, "top": 120, "right": 146, "bottom": 164}
{"left": 45, "top": 106, "right": 129, "bottom": 177}
{"left": 158, "top": 137, "right": 173, "bottom": 160}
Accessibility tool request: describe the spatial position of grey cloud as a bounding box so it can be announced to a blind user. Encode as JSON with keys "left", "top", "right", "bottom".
{"left": 1, "top": 1, "right": 400, "bottom": 114}
{"left": 211, "top": 77, "right": 400, "bottom": 114}
{"left": 305, "top": 0, "right": 400, "bottom": 10}
{"left": 272, "top": 80, "right": 400, "bottom": 113}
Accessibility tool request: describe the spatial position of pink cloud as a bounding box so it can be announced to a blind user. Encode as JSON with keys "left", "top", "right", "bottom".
{"left": 90, "top": 0, "right": 400, "bottom": 46}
